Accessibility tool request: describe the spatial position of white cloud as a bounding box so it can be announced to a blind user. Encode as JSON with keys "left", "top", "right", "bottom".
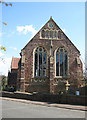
{"left": 17, "top": 26, "right": 24, "bottom": 32}
{"left": 9, "top": 46, "right": 17, "bottom": 51}
{"left": 16, "top": 25, "right": 37, "bottom": 36}
{"left": 0, "top": 51, "right": 4, "bottom": 57}
{"left": 0, "top": 56, "right": 12, "bottom": 76}
{"left": 0, "top": 44, "right": 12, "bottom": 76}
{"left": 0, "top": 45, "right": 4, "bottom": 57}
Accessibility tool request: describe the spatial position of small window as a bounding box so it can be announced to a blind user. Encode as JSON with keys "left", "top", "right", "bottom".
{"left": 50, "top": 31, "right": 53, "bottom": 38}
{"left": 45, "top": 30, "right": 49, "bottom": 38}
{"left": 54, "top": 31, "right": 57, "bottom": 38}
{"left": 41, "top": 30, "right": 45, "bottom": 38}
{"left": 58, "top": 31, "right": 61, "bottom": 39}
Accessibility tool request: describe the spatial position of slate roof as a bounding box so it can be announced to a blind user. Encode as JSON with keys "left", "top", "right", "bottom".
{"left": 11, "top": 57, "right": 20, "bottom": 69}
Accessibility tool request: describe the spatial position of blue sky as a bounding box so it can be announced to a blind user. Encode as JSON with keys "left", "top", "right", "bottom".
{"left": 0, "top": 2, "right": 85, "bottom": 75}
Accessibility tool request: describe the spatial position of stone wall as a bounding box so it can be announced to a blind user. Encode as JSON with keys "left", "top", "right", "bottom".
{"left": 2, "top": 91, "right": 87, "bottom": 106}
{"left": 18, "top": 37, "right": 83, "bottom": 94}
{"left": 17, "top": 18, "right": 84, "bottom": 94}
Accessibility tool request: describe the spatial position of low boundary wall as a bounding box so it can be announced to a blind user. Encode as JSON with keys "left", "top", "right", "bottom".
{"left": 1, "top": 91, "right": 87, "bottom": 106}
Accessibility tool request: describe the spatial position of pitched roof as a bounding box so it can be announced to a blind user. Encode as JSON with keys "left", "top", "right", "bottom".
{"left": 22, "top": 17, "right": 80, "bottom": 54}
{"left": 11, "top": 57, "right": 20, "bottom": 69}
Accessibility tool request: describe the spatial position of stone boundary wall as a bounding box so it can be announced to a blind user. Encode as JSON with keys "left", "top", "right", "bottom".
{"left": 1, "top": 91, "right": 87, "bottom": 106}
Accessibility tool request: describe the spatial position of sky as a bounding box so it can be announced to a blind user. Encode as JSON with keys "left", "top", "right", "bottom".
{"left": 0, "top": 1, "right": 85, "bottom": 75}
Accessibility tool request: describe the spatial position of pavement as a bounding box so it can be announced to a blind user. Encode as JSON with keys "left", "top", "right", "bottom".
{"left": 0, "top": 97, "right": 86, "bottom": 111}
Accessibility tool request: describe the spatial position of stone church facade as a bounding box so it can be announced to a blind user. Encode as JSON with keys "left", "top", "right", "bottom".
{"left": 17, "top": 17, "right": 83, "bottom": 94}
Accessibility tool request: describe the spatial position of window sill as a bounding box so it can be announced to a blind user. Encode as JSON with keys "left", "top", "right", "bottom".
{"left": 40, "top": 38, "right": 62, "bottom": 40}
{"left": 54, "top": 76, "right": 68, "bottom": 79}
{"left": 32, "top": 76, "right": 48, "bottom": 79}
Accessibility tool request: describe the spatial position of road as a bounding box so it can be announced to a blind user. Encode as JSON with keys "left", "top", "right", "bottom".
{"left": 1, "top": 99, "right": 85, "bottom": 118}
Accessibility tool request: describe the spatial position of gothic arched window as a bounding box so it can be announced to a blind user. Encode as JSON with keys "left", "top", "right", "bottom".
{"left": 50, "top": 31, "right": 53, "bottom": 38}
{"left": 45, "top": 30, "right": 49, "bottom": 38}
{"left": 58, "top": 31, "right": 61, "bottom": 39}
{"left": 34, "top": 46, "right": 47, "bottom": 77}
{"left": 56, "top": 47, "right": 68, "bottom": 77}
{"left": 54, "top": 31, "right": 57, "bottom": 38}
{"left": 41, "top": 30, "right": 45, "bottom": 38}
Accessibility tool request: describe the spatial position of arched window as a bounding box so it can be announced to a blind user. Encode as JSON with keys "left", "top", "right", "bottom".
{"left": 50, "top": 31, "right": 53, "bottom": 38}
{"left": 45, "top": 30, "right": 49, "bottom": 38}
{"left": 58, "top": 31, "right": 61, "bottom": 39}
{"left": 54, "top": 31, "right": 57, "bottom": 38}
{"left": 41, "top": 30, "right": 45, "bottom": 38}
{"left": 34, "top": 46, "right": 47, "bottom": 77}
{"left": 56, "top": 47, "right": 68, "bottom": 77}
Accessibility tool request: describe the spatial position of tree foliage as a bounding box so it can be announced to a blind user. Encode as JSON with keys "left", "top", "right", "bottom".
{"left": 0, "top": 46, "right": 6, "bottom": 51}
{"left": 0, "top": 75, "right": 7, "bottom": 91}
{"left": 0, "top": 0, "right": 12, "bottom": 7}
{"left": 0, "top": 1, "right": 12, "bottom": 51}
{"left": 0, "top": 0, "right": 12, "bottom": 26}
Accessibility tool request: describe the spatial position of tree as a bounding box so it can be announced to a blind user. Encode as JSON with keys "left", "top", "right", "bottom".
{"left": 0, "top": 46, "right": 6, "bottom": 51}
{"left": 0, "top": 75, "right": 7, "bottom": 91}
{"left": 0, "top": 0, "right": 12, "bottom": 51}
{"left": 0, "top": 0, "right": 12, "bottom": 26}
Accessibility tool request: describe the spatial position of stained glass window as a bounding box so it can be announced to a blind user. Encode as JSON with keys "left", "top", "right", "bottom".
{"left": 56, "top": 47, "right": 68, "bottom": 77}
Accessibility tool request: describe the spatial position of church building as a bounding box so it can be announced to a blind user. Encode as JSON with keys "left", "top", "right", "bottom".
{"left": 17, "top": 17, "right": 83, "bottom": 94}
